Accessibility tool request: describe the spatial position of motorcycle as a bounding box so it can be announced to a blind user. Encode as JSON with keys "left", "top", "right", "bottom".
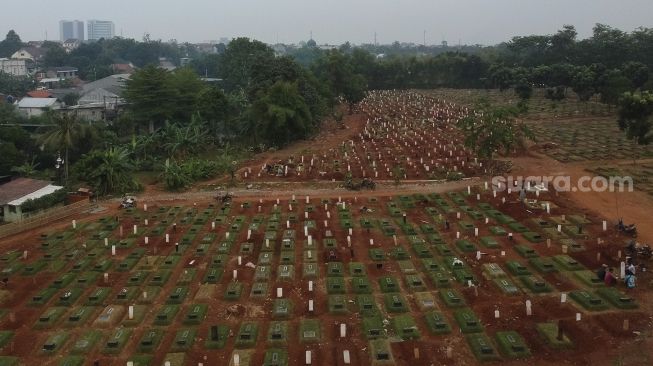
{"left": 616, "top": 218, "right": 637, "bottom": 238}
{"left": 624, "top": 240, "right": 652, "bottom": 261}
{"left": 119, "top": 196, "right": 136, "bottom": 209}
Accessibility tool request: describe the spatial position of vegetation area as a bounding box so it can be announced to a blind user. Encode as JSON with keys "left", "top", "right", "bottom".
{"left": 0, "top": 23, "right": 652, "bottom": 194}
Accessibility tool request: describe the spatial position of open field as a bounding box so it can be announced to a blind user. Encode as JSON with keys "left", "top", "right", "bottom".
{"left": 0, "top": 184, "right": 651, "bottom": 366}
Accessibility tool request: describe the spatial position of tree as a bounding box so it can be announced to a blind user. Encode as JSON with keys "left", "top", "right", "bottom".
{"left": 218, "top": 37, "right": 275, "bottom": 92}
{"left": 160, "top": 159, "right": 191, "bottom": 191}
{"left": 488, "top": 65, "right": 514, "bottom": 91}
{"left": 160, "top": 118, "right": 208, "bottom": 159}
{"left": 598, "top": 70, "right": 632, "bottom": 106}
{"left": 617, "top": 91, "right": 653, "bottom": 149}
{"left": 196, "top": 86, "right": 233, "bottom": 138}
{"left": 570, "top": 66, "right": 597, "bottom": 102}
{"left": 40, "top": 112, "right": 86, "bottom": 183}
{"left": 0, "top": 72, "right": 35, "bottom": 96}
{"left": 457, "top": 105, "right": 535, "bottom": 161}
{"left": 250, "top": 81, "right": 313, "bottom": 147}
{"left": 312, "top": 49, "right": 368, "bottom": 111}
{"left": 63, "top": 93, "right": 80, "bottom": 106}
{"left": 0, "top": 30, "right": 22, "bottom": 58}
{"left": 623, "top": 61, "right": 649, "bottom": 89}
{"left": 123, "top": 65, "right": 177, "bottom": 132}
{"left": 513, "top": 79, "right": 533, "bottom": 100}
{"left": 43, "top": 43, "right": 69, "bottom": 67}
{"left": 11, "top": 157, "right": 40, "bottom": 178}
{"left": 75, "top": 147, "right": 140, "bottom": 195}
{"left": 168, "top": 67, "right": 207, "bottom": 121}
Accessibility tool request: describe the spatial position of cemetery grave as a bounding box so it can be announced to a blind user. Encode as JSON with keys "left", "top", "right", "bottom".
{"left": 239, "top": 91, "right": 492, "bottom": 182}
{"left": 0, "top": 182, "right": 648, "bottom": 366}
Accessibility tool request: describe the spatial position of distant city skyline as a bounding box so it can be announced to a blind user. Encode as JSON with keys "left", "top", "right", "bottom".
{"left": 59, "top": 20, "right": 84, "bottom": 41}
{"left": 2, "top": 0, "right": 653, "bottom": 45}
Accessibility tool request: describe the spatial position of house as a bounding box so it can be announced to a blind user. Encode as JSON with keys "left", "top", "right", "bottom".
{"left": 11, "top": 47, "right": 46, "bottom": 63}
{"left": 0, "top": 58, "right": 32, "bottom": 76}
{"left": 0, "top": 178, "right": 64, "bottom": 223}
{"left": 46, "top": 66, "right": 78, "bottom": 79}
{"left": 64, "top": 102, "right": 118, "bottom": 122}
{"left": 16, "top": 97, "right": 62, "bottom": 118}
{"left": 78, "top": 73, "right": 129, "bottom": 106}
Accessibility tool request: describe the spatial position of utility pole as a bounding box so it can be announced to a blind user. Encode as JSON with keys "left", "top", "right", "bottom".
{"left": 423, "top": 30, "right": 426, "bottom": 46}
{"left": 374, "top": 32, "right": 377, "bottom": 46}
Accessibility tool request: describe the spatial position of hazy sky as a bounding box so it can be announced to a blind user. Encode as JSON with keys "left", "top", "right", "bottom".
{"left": 2, "top": 0, "right": 652, "bottom": 45}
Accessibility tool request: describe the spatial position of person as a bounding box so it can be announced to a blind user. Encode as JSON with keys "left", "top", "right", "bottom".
{"left": 444, "top": 220, "right": 450, "bottom": 230}
{"left": 604, "top": 268, "right": 616, "bottom": 286}
{"left": 596, "top": 264, "right": 608, "bottom": 281}
{"left": 626, "top": 261, "right": 636, "bottom": 276}
{"left": 625, "top": 272, "right": 636, "bottom": 289}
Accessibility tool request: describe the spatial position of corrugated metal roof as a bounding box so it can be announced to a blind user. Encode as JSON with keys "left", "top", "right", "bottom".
{"left": 8, "top": 184, "right": 64, "bottom": 206}
{"left": 17, "top": 97, "right": 59, "bottom": 108}
{"left": 0, "top": 178, "right": 52, "bottom": 205}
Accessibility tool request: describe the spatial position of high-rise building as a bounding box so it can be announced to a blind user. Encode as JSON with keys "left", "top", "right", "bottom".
{"left": 87, "top": 20, "right": 115, "bottom": 41}
{"left": 59, "top": 20, "right": 84, "bottom": 41}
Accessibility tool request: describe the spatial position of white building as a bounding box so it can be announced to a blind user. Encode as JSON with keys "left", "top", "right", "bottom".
{"left": 59, "top": 20, "right": 84, "bottom": 41}
{"left": 87, "top": 20, "right": 115, "bottom": 41}
{"left": 0, "top": 58, "right": 30, "bottom": 76}
{"left": 16, "top": 97, "right": 62, "bottom": 118}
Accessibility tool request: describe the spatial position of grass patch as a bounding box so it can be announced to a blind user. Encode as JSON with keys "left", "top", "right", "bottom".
{"left": 440, "top": 289, "right": 466, "bottom": 308}
{"left": 466, "top": 333, "right": 501, "bottom": 361}
{"left": 236, "top": 322, "right": 259, "bottom": 348}
{"left": 496, "top": 331, "right": 531, "bottom": 359}
{"left": 384, "top": 293, "right": 409, "bottom": 313}
{"left": 299, "top": 319, "right": 320, "bottom": 342}
{"left": 536, "top": 323, "right": 573, "bottom": 349}
{"left": 392, "top": 314, "right": 420, "bottom": 339}
{"left": 137, "top": 328, "right": 164, "bottom": 353}
{"left": 205, "top": 325, "right": 230, "bottom": 349}
{"left": 569, "top": 290, "right": 610, "bottom": 311}
{"left": 454, "top": 308, "right": 484, "bottom": 333}
{"left": 596, "top": 287, "right": 638, "bottom": 309}
{"left": 424, "top": 311, "right": 452, "bottom": 334}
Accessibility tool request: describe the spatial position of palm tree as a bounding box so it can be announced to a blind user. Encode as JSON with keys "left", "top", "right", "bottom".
{"left": 40, "top": 112, "right": 84, "bottom": 183}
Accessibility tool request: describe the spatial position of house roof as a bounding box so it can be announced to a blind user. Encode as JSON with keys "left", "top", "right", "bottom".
{"left": 13, "top": 47, "right": 46, "bottom": 59}
{"left": 8, "top": 184, "right": 64, "bottom": 206}
{"left": 50, "top": 66, "right": 78, "bottom": 72}
{"left": 17, "top": 97, "right": 60, "bottom": 108}
{"left": 81, "top": 74, "right": 130, "bottom": 95}
{"left": 0, "top": 178, "right": 52, "bottom": 206}
{"left": 26, "top": 90, "right": 53, "bottom": 98}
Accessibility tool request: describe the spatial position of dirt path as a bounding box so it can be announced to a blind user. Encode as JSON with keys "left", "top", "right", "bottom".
{"left": 508, "top": 151, "right": 653, "bottom": 244}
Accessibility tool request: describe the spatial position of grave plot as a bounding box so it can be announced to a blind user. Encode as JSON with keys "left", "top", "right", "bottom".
{"left": 241, "top": 90, "right": 491, "bottom": 182}
{"left": 528, "top": 118, "right": 653, "bottom": 163}
{"left": 423, "top": 88, "right": 613, "bottom": 120}
{"left": 0, "top": 189, "right": 647, "bottom": 366}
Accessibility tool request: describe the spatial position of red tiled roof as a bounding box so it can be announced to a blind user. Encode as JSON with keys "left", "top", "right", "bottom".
{"left": 26, "top": 90, "right": 53, "bottom": 98}
{"left": 0, "top": 178, "right": 51, "bottom": 206}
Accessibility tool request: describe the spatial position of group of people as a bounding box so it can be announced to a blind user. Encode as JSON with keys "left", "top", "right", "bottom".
{"left": 596, "top": 260, "right": 637, "bottom": 289}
